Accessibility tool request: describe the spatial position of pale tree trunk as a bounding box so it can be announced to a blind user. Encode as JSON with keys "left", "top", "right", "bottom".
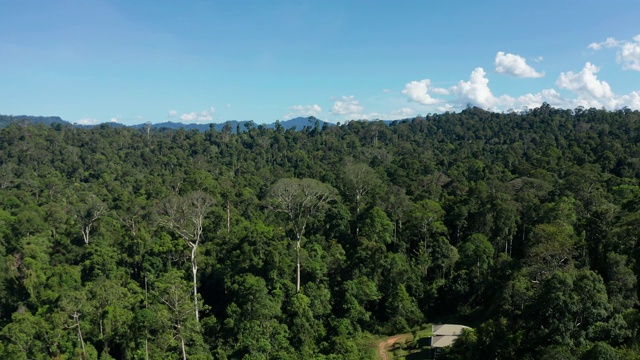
{"left": 79, "top": 198, "right": 105, "bottom": 244}
{"left": 227, "top": 200, "right": 231, "bottom": 234}
{"left": 355, "top": 194, "right": 361, "bottom": 237}
{"left": 190, "top": 242, "right": 199, "bottom": 322}
{"left": 81, "top": 225, "right": 92, "bottom": 244}
{"left": 266, "top": 178, "right": 338, "bottom": 294}
{"left": 144, "top": 275, "right": 149, "bottom": 360}
{"left": 180, "top": 335, "right": 187, "bottom": 360}
{"left": 296, "top": 235, "right": 301, "bottom": 293}
{"left": 72, "top": 312, "right": 87, "bottom": 359}
{"left": 160, "top": 191, "right": 213, "bottom": 324}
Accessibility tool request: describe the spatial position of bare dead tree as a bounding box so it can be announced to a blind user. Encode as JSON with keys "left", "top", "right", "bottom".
{"left": 158, "top": 191, "right": 214, "bottom": 322}
{"left": 341, "top": 162, "right": 382, "bottom": 236}
{"left": 76, "top": 194, "right": 106, "bottom": 244}
{"left": 266, "top": 178, "right": 338, "bottom": 292}
{"left": 158, "top": 280, "right": 192, "bottom": 360}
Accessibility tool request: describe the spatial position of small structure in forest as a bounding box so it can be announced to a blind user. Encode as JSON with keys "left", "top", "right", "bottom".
{"left": 429, "top": 324, "right": 471, "bottom": 358}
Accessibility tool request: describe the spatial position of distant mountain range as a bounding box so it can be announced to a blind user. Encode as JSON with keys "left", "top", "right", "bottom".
{"left": 0, "top": 115, "right": 68, "bottom": 128}
{"left": 0, "top": 114, "right": 348, "bottom": 132}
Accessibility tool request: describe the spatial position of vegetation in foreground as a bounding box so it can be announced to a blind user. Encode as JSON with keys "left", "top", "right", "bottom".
{"left": 0, "top": 104, "right": 639, "bottom": 359}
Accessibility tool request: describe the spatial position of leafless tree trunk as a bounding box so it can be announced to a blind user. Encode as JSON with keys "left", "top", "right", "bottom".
{"left": 66, "top": 312, "right": 86, "bottom": 359}
{"left": 341, "top": 162, "right": 381, "bottom": 237}
{"left": 77, "top": 194, "right": 106, "bottom": 244}
{"left": 159, "top": 191, "right": 214, "bottom": 322}
{"left": 159, "top": 279, "right": 191, "bottom": 360}
{"left": 267, "top": 178, "right": 337, "bottom": 293}
{"left": 227, "top": 200, "right": 231, "bottom": 235}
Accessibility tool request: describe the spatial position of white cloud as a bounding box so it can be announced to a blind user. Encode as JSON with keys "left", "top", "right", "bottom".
{"left": 179, "top": 107, "right": 216, "bottom": 123}
{"left": 168, "top": 110, "right": 178, "bottom": 117}
{"left": 180, "top": 112, "right": 197, "bottom": 121}
{"left": 512, "top": 88, "right": 565, "bottom": 110}
{"left": 554, "top": 61, "right": 640, "bottom": 110}
{"left": 452, "top": 67, "right": 499, "bottom": 108}
{"left": 495, "top": 52, "right": 544, "bottom": 78}
{"left": 431, "top": 87, "right": 450, "bottom": 95}
{"left": 358, "top": 112, "right": 383, "bottom": 120}
{"left": 390, "top": 107, "right": 416, "bottom": 119}
{"left": 556, "top": 62, "right": 616, "bottom": 108}
{"left": 331, "top": 95, "right": 365, "bottom": 115}
{"left": 450, "top": 67, "right": 564, "bottom": 111}
{"left": 110, "top": 117, "right": 119, "bottom": 123}
{"left": 618, "top": 34, "right": 640, "bottom": 71}
{"left": 534, "top": 56, "right": 544, "bottom": 63}
{"left": 77, "top": 118, "right": 101, "bottom": 125}
{"left": 617, "top": 91, "right": 640, "bottom": 109}
{"left": 284, "top": 104, "right": 322, "bottom": 120}
{"left": 589, "top": 34, "right": 640, "bottom": 71}
{"left": 402, "top": 79, "right": 442, "bottom": 105}
{"left": 437, "top": 103, "right": 456, "bottom": 112}
{"left": 588, "top": 37, "right": 620, "bottom": 50}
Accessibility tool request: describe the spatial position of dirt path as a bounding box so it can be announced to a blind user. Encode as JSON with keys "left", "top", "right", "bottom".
{"left": 377, "top": 334, "right": 412, "bottom": 360}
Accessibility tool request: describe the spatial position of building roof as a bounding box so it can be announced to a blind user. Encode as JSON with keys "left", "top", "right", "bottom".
{"left": 430, "top": 324, "right": 471, "bottom": 349}
{"left": 432, "top": 324, "right": 470, "bottom": 336}
{"left": 431, "top": 335, "right": 460, "bottom": 348}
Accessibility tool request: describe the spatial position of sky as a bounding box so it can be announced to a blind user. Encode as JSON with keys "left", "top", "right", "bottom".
{"left": 2, "top": 0, "right": 640, "bottom": 125}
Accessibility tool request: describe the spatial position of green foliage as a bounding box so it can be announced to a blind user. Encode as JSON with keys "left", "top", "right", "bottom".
{"left": 0, "top": 106, "right": 639, "bottom": 357}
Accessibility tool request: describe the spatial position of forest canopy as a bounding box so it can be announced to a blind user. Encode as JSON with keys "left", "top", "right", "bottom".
{"left": 0, "top": 105, "right": 639, "bottom": 359}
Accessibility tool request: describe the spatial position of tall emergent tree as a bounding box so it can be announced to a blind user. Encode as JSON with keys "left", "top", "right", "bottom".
{"left": 267, "top": 178, "right": 338, "bottom": 292}
{"left": 159, "top": 191, "right": 214, "bottom": 322}
{"left": 341, "top": 162, "right": 382, "bottom": 237}
{"left": 75, "top": 193, "right": 106, "bottom": 244}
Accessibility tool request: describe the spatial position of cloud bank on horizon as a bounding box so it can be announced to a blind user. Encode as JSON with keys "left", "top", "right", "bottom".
{"left": 270, "top": 34, "right": 640, "bottom": 123}
{"left": 32, "top": 35, "right": 640, "bottom": 126}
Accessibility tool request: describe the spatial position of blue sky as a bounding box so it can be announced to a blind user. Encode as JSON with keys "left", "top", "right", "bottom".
{"left": 2, "top": 0, "right": 640, "bottom": 125}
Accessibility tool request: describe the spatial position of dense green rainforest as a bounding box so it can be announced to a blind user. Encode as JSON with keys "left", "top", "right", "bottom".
{"left": 1, "top": 104, "right": 639, "bottom": 359}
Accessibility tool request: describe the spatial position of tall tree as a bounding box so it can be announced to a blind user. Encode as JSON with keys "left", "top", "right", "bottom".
{"left": 340, "top": 162, "right": 382, "bottom": 236}
{"left": 74, "top": 193, "right": 106, "bottom": 245}
{"left": 158, "top": 191, "right": 214, "bottom": 322}
{"left": 266, "top": 178, "right": 338, "bottom": 292}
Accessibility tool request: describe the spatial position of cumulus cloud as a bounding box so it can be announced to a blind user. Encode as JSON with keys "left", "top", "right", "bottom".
{"left": 618, "top": 35, "right": 640, "bottom": 71}
{"left": 431, "top": 87, "right": 450, "bottom": 95}
{"left": 495, "top": 52, "right": 544, "bottom": 78}
{"left": 437, "top": 103, "right": 456, "bottom": 113}
{"left": 513, "top": 88, "right": 565, "bottom": 110}
{"left": 402, "top": 79, "right": 442, "bottom": 105}
{"left": 452, "top": 67, "right": 499, "bottom": 108}
{"left": 331, "top": 96, "right": 365, "bottom": 115}
{"left": 556, "top": 62, "right": 616, "bottom": 108}
{"left": 180, "top": 112, "right": 198, "bottom": 122}
{"left": 168, "top": 110, "right": 178, "bottom": 117}
{"left": 554, "top": 61, "right": 640, "bottom": 110}
{"left": 284, "top": 104, "right": 322, "bottom": 119}
{"left": 617, "top": 91, "right": 640, "bottom": 109}
{"left": 110, "top": 117, "right": 120, "bottom": 123}
{"left": 589, "top": 34, "right": 640, "bottom": 71}
{"left": 451, "top": 67, "right": 564, "bottom": 111}
{"left": 359, "top": 112, "right": 383, "bottom": 120}
{"left": 390, "top": 107, "right": 416, "bottom": 119}
{"left": 179, "top": 107, "right": 216, "bottom": 123}
{"left": 77, "top": 118, "right": 101, "bottom": 125}
{"left": 588, "top": 37, "right": 620, "bottom": 50}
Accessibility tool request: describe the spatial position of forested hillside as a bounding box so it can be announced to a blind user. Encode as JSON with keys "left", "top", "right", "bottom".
{"left": 0, "top": 104, "right": 639, "bottom": 359}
